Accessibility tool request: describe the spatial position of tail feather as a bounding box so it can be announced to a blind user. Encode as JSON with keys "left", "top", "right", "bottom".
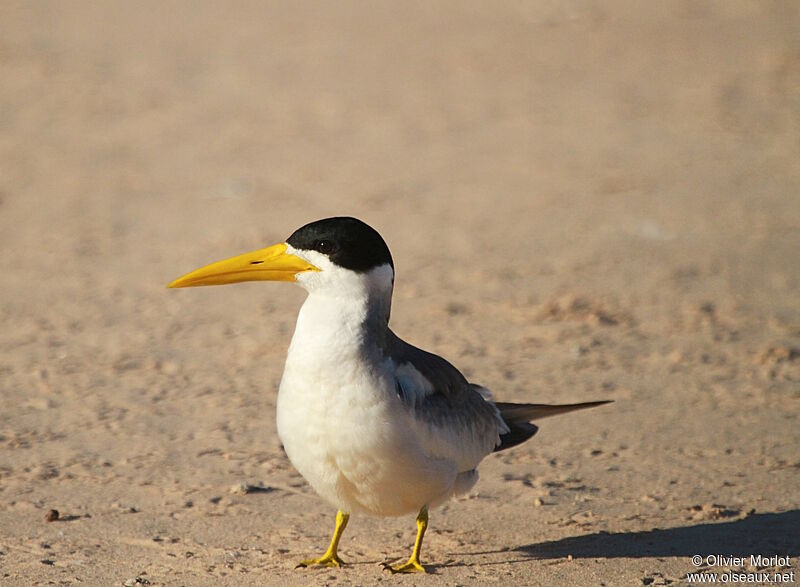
{"left": 493, "top": 400, "right": 612, "bottom": 452}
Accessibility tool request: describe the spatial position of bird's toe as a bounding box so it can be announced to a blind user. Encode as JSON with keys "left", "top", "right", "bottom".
{"left": 382, "top": 560, "right": 426, "bottom": 574}
{"left": 296, "top": 554, "right": 345, "bottom": 569}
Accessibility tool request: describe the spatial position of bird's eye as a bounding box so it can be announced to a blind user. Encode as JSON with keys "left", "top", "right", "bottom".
{"left": 316, "top": 240, "right": 334, "bottom": 254}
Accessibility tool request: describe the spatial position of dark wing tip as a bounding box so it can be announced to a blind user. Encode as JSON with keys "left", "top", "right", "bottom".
{"left": 577, "top": 399, "right": 613, "bottom": 409}
{"left": 494, "top": 400, "right": 613, "bottom": 423}
{"left": 492, "top": 399, "right": 612, "bottom": 452}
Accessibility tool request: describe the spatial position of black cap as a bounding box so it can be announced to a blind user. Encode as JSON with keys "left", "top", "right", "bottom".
{"left": 286, "top": 217, "right": 394, "bottom": 273}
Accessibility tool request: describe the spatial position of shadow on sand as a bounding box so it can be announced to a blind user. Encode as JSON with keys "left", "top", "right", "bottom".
{"left": 517, "top": 510, "right": 799, "bottom": 560}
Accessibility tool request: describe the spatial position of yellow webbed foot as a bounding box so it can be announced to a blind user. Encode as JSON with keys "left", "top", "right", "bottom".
{"left": 383, "top": 559, "right": 426, "bottom": 574}
{"left": 383, "top": 505, "right": 429, "bottom": 574}
{"left": 295, "top": 510, "right": 349, "bottom": 570}
{"left": 297, "top": 553, "right": 346, "bottom": 568}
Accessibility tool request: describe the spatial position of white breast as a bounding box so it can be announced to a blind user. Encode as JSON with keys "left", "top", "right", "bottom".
{"left": 276, "top": 291, "right": 458, "bottom": 516}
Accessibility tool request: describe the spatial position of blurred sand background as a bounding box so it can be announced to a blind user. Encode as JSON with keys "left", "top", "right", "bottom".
{"left": 1, "top": 1, "right": 799, "bottom": 585}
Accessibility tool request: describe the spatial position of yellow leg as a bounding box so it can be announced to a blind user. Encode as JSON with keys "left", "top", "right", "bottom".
{"left": 297, "top": 510, "right": 349, "bottom": 568}
{"left": 384, "top": 505, "right": 428, "bottom": 574}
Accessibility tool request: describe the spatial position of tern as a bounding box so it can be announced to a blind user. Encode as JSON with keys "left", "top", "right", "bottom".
{"left": 169, "top": 217, "right": 610, "bottom": 573}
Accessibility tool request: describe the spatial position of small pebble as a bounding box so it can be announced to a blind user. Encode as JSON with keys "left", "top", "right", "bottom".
{"left": 112, "top": 502, "right": 139, "bottom": 513}
{"left": 44, "top": 509, "right": 59, "bottom": 522}
{"left": 230, "top": 482, "right": 251, "bottom": 495}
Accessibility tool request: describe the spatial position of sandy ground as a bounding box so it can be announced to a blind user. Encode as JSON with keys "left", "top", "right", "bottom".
{"left": 1, "top": 2, "right": 799, "bottom": 585}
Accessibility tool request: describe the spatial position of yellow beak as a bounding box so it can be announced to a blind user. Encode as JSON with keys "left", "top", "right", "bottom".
{"left": 168, "top": 243, "right": 319, "bottom": 288}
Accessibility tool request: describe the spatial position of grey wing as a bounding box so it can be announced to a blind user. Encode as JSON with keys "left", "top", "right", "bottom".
{"left": 388, "top": 331, "right": 508, "bottom": 471}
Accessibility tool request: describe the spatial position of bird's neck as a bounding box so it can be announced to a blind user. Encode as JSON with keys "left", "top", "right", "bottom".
{"left": 288, "top": 285, "right": 393, "bottom": 366}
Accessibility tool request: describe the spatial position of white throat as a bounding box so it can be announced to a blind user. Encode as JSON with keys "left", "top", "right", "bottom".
{"left": 287, "top": 258, "right": 395, "bottom": 365}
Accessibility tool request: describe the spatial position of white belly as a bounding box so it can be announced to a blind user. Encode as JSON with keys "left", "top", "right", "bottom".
{"left": 276, "top": 353, "right": 457, "bottom": 516}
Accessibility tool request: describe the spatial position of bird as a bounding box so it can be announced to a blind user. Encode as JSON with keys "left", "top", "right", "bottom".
{"left": 168, "top": 216, "right": 611, "bottom": 573}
